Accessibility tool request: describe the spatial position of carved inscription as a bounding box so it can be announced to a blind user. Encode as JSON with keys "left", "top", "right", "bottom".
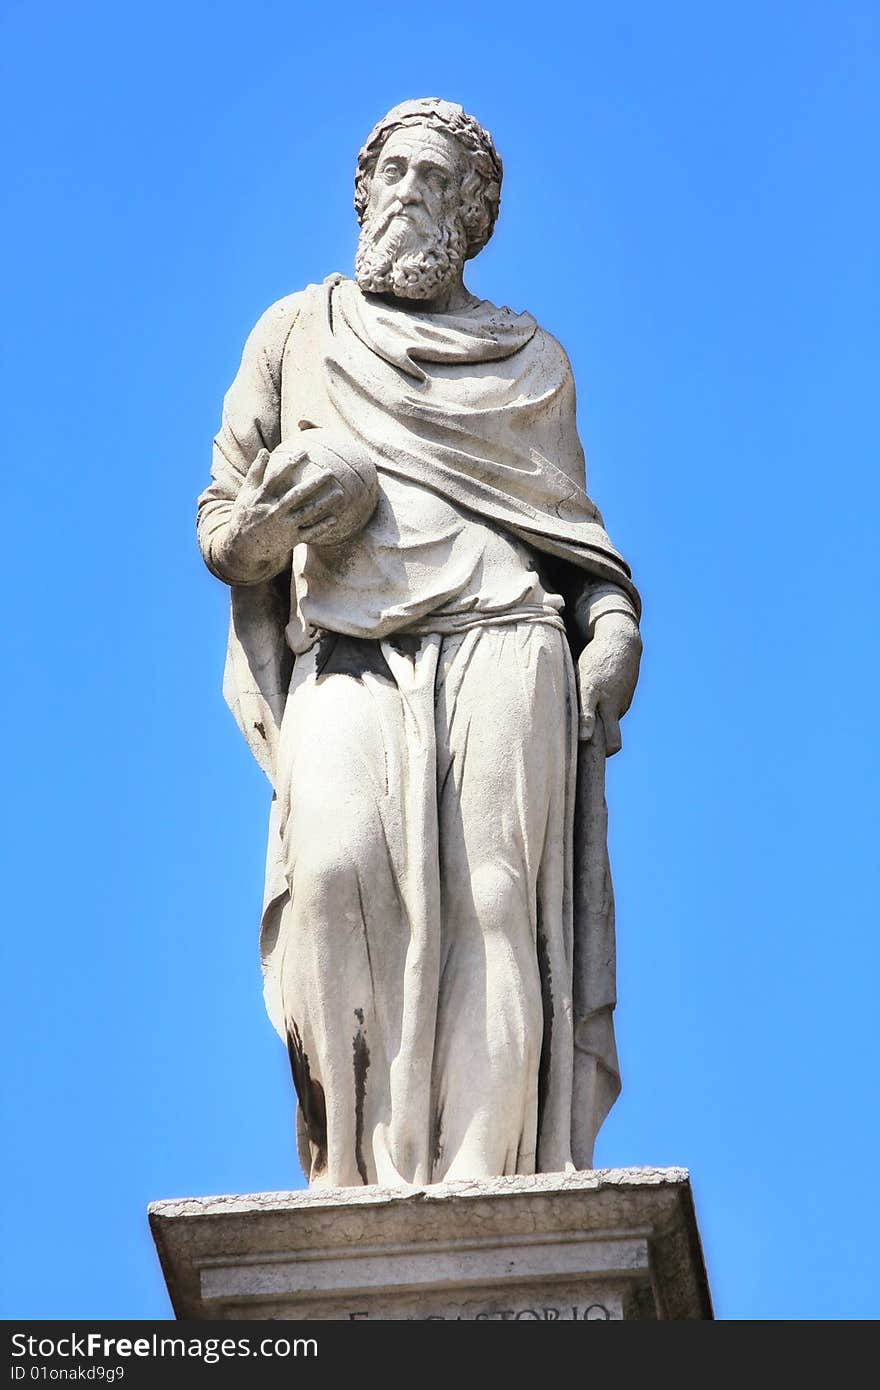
{"left": 348, "top": 1302, "right": 614, "bottom": 1321}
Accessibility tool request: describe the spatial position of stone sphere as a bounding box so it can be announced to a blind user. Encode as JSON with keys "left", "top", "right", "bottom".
{"left": 274, "top": 429, "right": 380, "bottom": 545}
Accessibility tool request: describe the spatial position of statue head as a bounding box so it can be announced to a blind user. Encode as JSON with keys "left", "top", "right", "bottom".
{"left": 353, "top": 98, "right": 503, "bottom": 301}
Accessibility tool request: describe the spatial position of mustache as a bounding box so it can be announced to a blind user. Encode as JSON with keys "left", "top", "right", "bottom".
{"left": 367, "top": 199, "right": 432, "bottom": 242}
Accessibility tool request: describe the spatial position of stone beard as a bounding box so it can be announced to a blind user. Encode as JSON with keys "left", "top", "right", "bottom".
{"left": 197, "top": 99, "right": 641, "bottom": 1191}
{"left": 354, "top": 198, "right": 468, "bottom": 300}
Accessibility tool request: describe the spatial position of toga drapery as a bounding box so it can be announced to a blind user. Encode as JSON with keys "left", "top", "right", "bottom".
{"left": 198, "top": 275, "right": 639, "bottom": 1186}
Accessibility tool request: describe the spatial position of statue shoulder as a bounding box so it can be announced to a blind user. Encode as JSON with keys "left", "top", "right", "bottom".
{"left": 529, "top": 320, "right": 575, "bottom": 378}
{"left": 243, "top": 288, "right": 310, "bottom": 362}
{"left": 474, "top": 298, "right": 575, "bottom": 383}
{"left": 235, "top": 282, "right": 334, "bottom": 389}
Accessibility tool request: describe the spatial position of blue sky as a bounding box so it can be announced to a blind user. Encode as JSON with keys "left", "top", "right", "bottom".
{"left": 2, "top": 0, "right": 877, "bottom": 1320}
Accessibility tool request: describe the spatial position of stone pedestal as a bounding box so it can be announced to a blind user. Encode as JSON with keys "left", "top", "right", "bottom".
{"left": 149, "top": 1167, "right": 712, "bottom": 1321}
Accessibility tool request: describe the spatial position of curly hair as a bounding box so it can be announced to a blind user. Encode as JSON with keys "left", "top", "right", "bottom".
{"left": 354, "top": 98, "right": 503, "bottom": 261}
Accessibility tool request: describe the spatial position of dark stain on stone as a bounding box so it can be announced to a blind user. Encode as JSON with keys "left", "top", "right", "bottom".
{"left": 432, "top": 1106, "right": 444, "bottom": 1170}
{"left": 354, "top": 876, "right": 377, "bottom": 999}
{"left": 314, "top": 631, "right": 338, "bottom": 677}
{"left": 352, "top": 1014, "right": 371, "bottom": 1185}
{"left": 316, "top": 633, "right": 391, "bottom": 683}
{"left": 287, "top": 1019, "right": 327, "bottom": 1178}
{"left": 536, "top": 920, "right": 553, "bottom": 1131}
{"left": 387, "top": 633, "right": 421, "bottom": 660}
{"left": 253, "top": 720, "right": 266, "bottom": 741}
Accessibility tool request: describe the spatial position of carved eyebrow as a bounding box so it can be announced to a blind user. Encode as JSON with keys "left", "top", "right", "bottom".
{"left": 377, "top": 150, "right": 454, "bottom": 175}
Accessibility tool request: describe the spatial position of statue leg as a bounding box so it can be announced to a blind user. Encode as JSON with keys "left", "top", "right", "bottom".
{"left": 274, "top": 635, "right": 442, "bottom": 1187}
{"left": 430, "top": 622, "right": 576, "bottom": 1181}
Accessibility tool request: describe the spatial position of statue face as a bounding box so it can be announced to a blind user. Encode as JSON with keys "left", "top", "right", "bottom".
{"left": 355, "top": 126, "right": 469, "bottom": 301}
{"left": 368, "top": 128, "right": 463, "bottom": 232}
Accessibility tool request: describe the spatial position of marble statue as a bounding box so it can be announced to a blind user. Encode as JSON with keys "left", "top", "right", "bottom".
{"left": 197, "top": 99, "right": 641, "bottom": 1189}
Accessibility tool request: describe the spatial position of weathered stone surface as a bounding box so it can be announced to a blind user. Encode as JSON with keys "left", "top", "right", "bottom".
{"left": 195, "top": 97, "right": 644, "bottom": 1191}
{"left": 149, "top": 1168, "right": 712, "bottom": 1320}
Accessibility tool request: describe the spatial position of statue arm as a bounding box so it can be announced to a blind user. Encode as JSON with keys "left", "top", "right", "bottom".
{"left": 573, "top": 577, "right": 642, "bottom": 755}
{"left": 574, "top": 580, "right": 639, "bottom": 640}
{"left": 536, "top": 329, "right": 642, "bottom": 751}
{"left": 197, "top": 294, "right": 303, "bottom": 584}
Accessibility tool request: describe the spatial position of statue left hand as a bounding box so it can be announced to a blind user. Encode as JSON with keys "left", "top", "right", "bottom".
{"left": 577, "top": 612, "right": 642, "bottom": 755}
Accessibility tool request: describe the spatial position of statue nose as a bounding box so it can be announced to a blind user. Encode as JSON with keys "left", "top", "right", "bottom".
{"left": 397, "top": 171, "right": 423, "bottom": 205}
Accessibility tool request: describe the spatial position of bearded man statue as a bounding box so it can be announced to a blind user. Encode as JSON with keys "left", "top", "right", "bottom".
{"left": 197, "top": 98, "right": 642, "bottom": 1189}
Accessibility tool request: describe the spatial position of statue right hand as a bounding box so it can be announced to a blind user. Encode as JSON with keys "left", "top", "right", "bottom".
{"left": 217, "top": 447, "right": 345, "bottom": 579}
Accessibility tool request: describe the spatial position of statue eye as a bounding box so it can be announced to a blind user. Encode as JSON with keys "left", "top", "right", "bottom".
{"left": 382, "top": 162, "right": 402, "bottom": 183}
{"left": 428, "top": 171, "right": 448, "bottom": 193}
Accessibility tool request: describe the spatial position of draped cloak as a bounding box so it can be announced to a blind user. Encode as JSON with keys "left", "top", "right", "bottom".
{"left": 200, "top": 275, "right": 640, "bottom": 1176}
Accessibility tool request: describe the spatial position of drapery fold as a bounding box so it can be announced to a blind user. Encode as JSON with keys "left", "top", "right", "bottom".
{"left": 200, "top": 276, "right": 635, "bottom": 1175}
